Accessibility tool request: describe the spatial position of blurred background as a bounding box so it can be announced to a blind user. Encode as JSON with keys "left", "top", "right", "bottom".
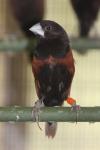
{"left": 0, "top": 0, "right": 100, "bottom": 150}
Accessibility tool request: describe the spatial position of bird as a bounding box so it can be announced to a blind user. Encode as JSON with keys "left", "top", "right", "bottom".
{"left": 70, "top": 0, "right": 100, "bottom": 37}
{"left": 9, "top": 0, "right": 44, "bottom": 60}
{"left": 29, "top": 20, "right": 76, "bottom": 138}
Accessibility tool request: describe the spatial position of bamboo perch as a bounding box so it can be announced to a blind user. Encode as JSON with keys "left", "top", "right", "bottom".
{"left": 0, "top": 38, "right": 100, "bottom": 51}
{"left": 0, "top": 106, "right": 100, "bottom": 122}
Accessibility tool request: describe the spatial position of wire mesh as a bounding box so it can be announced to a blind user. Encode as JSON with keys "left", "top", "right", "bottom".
{"left": 0, "top": 0, "right": 100, "bottom": 150}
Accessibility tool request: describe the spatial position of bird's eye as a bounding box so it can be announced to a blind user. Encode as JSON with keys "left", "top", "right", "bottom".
{"left": 45, "top": 26, "right": 52, "bottom": 31}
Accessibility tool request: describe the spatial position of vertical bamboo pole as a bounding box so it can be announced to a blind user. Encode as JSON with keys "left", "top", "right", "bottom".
{"left": 0, "top": 0, "right": 28, "bottom": 150}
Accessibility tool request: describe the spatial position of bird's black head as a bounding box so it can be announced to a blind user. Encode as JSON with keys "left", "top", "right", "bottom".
{"left": 29, "top": 20, "right": 70, "bottom": 58}
{"left": 30, "top": 20, "right": 69, "bottom": 43}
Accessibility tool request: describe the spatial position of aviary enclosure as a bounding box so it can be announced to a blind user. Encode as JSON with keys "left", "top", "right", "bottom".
{"left": 0, "top": 0, "right": 100, "bottom": 150}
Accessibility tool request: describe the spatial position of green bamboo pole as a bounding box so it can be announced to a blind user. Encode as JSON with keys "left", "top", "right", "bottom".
{"left": 0, "top": 106, "right": 100, "bottom": 122}
{"left": 70, "top": 38, "right": 100, "bottom": 50}
{"left": 0, "top": 38, "right": 100, "bottom": 52}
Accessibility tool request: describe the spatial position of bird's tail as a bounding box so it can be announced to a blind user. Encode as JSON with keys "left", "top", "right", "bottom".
{"left": 45, "top": 122, "right": 57, "bottom": 138}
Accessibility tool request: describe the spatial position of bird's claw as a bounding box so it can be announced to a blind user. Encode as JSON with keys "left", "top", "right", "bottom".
{"left": 71, "top": 104, "right": 80, "bottom": 111}
{"left": 32, "top": 99, "right": 44, "bottom": 130}
{"left": 71, "top": 104, "right": 80, "bottom": 123}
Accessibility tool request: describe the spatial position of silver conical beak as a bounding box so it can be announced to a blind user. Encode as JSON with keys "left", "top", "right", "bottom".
{"left": 29, "top": 23, "right": 44, "bottom": 37}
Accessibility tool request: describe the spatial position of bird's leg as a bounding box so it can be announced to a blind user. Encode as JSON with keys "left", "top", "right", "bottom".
{"left": 66, "top": 97, "right": 80, "bottom": 123}
{"left": 66, "top": 97, "right": 80, "bottom": 110}
{"left": 71, "top": 103, "right": 80, "bottom": 123}
{"left": 32, "top": 98, "right": 44, "bottom": 130}
{"left": 71, "top": 102, "right": 80, "bottom": 112}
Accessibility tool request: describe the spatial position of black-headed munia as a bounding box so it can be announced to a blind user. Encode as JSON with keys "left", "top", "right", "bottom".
{"left": 9, "top": 0, "right": 44, "bottom": 60}
{"left": 30, "top": 20, "right": 75, "bottom": 138}
{"left": 70, "top": 0, "right": 100, "bottom": 37}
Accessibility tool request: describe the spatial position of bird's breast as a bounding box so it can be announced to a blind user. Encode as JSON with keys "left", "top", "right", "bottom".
{"left": 32, "top": 50, "right": 75, "bottom": 76}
